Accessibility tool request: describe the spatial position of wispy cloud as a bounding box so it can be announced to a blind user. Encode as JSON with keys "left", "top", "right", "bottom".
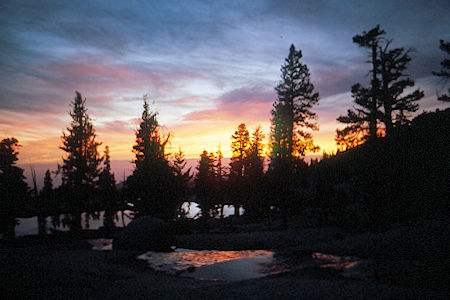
{"left": 184, "top": 86, "right": 274, "bottom": 122}
{"left": 1, "top": 0, "right": 448, "bottom": 162}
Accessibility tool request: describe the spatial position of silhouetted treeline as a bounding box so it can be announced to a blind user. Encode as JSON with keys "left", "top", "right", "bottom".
{"left": 1, "top": 27, "right": 448, "bottom": 239}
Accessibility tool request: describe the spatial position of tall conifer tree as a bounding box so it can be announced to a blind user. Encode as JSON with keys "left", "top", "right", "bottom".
{"left": 60, "top": 92, "right": 102, "bottom": 232}
{"left": 336, "top": 84, "right": 377, "bottom": 149}
{"left": 269, "top": 45, "right": 319, "bottom": 227}
{"left": 270, "top": 44, "right": 319, "bottom": 171}
{"left": 30, "top": 166, "right": 46, "bottom": 236}
{"left": 171, "top": 147, "right": 192, "bottom": 217}
{"left": 230, "top": 123, "right": 250, "bottom": 176}
{"left": 378, "top": 43, "right": 424, "bottom": 132}
{"left": 126, "top": 95, "right": 177, "bottom": 220}
{"left": 337, "top": 26, "right": 423, "bottom": 148}
{"left": 336, "top": 26, "right": 385, "bottom": 148}
{"left": 229, "top": 123, "right": 250, "bottom": 216}
{"left": 246, "top": 126, "right": 265, "bottom": 178}
{"left": 40, "top": 170, "right": 57, "bottom": 228}
{"left": 194, "top": 150, "right": 216, "bottom": 218}
{"left": 99, "top": 146, "right": 117, "bottom": 232}
{"left": 0, "top": 138, "right": 28, "bottom": 239}
{"left": 433, "top": 39, "right": 450, "bottom": 102}
{"left": 215, "top": 146, "right": 226, "bottom": 218}
{"left": 244, "top": 127, "right": 266, "bottom": 221}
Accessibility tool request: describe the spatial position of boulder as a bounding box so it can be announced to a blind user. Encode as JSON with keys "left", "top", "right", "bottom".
{"left": 113, "top": 216, "right": 174, "bottom": 252}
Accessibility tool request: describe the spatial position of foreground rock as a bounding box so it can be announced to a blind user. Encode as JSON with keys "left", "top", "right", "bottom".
{"left": 113, "top": 216, "right": 174, "bottom": 251}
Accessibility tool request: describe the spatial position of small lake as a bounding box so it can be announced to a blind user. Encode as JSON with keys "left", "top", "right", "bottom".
{"left": 15, "top": 211, "right": 133, "bottom": 236}
{"left": 14, "top": 203, "right": 243, "bottom": 236}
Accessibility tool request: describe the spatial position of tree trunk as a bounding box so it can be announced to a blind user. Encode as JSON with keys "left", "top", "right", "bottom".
{"left": 281, "top": 208, "right": 288, "bottom": 230}
{"left": 384, "top": 101, "right": 393, "bottom": 136}
{"left": 369, "top": 43, "right": 379, "bottom": 140}
{"left": 4, "top": 218, "right": 16, "bottom": 240}
{"left": 38, "top": 214, "right": 46, "bottom": 236}
{"left": 70, "top": 213, "right": 83, "bottom": 234}
{"left": 381, "top": 61, "right": 393, "bottom": 137}
{"left": 121, "top": 210, "right": 126, "bottom": 227}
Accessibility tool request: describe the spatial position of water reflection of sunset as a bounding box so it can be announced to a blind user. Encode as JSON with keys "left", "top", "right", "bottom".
{"left": 137, "top": 249, "right": 276, "bottom": 281}
{"left": 311, "top": 252, "right": 370, "bottom": 279}
{"left": 180, "top": 249, "right": 273, "bottom": 266}
{"left": 138, "top": 249, "right": 273, "bottom": 270}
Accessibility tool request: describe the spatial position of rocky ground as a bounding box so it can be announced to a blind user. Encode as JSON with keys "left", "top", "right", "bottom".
{"left": 1, "top": 218, "right": 448, "bottom": 299}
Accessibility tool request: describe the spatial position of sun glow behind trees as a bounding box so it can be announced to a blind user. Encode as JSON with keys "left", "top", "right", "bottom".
{"left": 1, "top": 1, "right": 449, "bottom": 166}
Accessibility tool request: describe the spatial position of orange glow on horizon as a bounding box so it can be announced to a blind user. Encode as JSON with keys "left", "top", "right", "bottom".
{"left": 14, "top": 119, "right": 338, "bottom": 164}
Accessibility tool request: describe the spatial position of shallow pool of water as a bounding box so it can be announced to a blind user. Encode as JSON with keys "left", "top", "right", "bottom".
{"left": 311, "top": 252, "right": 371, "bottom": 279}
{"left": 87, "top": 238, "right": 113, "bottom": 250}
{"left": 137, "top": 248, "right": 280, "bottom": 281}
{"left": 87, "top": 239, "right": 370, "bottom": 281}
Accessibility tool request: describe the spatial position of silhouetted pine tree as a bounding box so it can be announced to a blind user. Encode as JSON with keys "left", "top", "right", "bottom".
{"left": 172, "top": 147, "right": 190, "bottom": 179}
{"left": 336, "top": 27, "right": 387, "bottom": 226}
{"left": 194, "top": 150, "right": 216, "bottom": 218}
{"left": 269, "top": 44, "right": 319, "bottom": 227}
{"left": 59, "top": 91, "right": 102, "bottom": 233}
{"left": 229, "top": 123, "right": 250, "bottom": 216}
{"left": 337, "top": 26, "right": 423, "bottom": 148}
{"left": 336, "top": 84, "right": 377, "bottom": 150}
{"left": 270, "top": 44, "right": 319, "bottom": 170}
{"left": 42, "top": 170, "right": 54, "bottom": 194}
{"left": 40, "top": 170, "right": 57, "bottom": 229}
{"left": 98, "top": 146, "right": 117, "bottom": 233}
{"left": 378, "top": 42, "right": 424, "bottom": 133}
{"left": 214, "top": 146, "right": 226, "bottom": 218}
{"left": 244, "top": 126, "right": 267, "bottom": 221}
{"left": 30, "top": 166, "right": 46, "bottom": 236}
{"left": 336, "top": 26, "right": 385, "bottom": 148}
{"left": 0, "top": 138, "right": 29, "bottom": 239}
{"left": 246, "top": 127, "right": 265, "bottom": 177}
{"left": 171, "top": 147, "right": 192, "bottom": 218}
{"left": 433, "top": 39, "right": 450, "bottom": 102}
{"left": 126, "top": 95, "right": 177, "bottom": 220}
{"left": 354, "top": 26, "right": 385, "bottom": 138}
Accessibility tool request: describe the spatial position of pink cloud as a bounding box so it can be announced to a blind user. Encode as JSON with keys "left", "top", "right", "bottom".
{"left": 97, "top": 118, "right": 139, "bottom": 134}
{"left": 167, "top": 96, "right": 211, "bottom": 106}
{"left": 38, "top": 59, "right": 204, "bottom": 99}
{"left": 183, "top": 87, "right": 275, "bottom": 123}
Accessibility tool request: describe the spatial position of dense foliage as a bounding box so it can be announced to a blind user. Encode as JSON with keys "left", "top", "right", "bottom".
{"left": 0, "top": 138, "right": 28, "bottom": 239}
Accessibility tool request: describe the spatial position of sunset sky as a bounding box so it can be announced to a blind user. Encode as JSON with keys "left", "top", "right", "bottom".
{"left": 1, "top": 0, "right": 449, "bottom": 170}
